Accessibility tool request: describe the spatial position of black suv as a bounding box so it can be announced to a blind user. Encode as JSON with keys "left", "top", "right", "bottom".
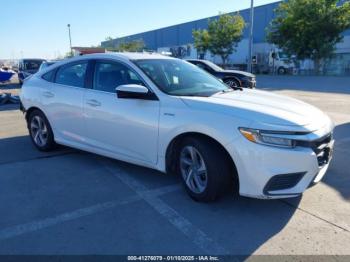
{"left": 186, "top": 59, "right": 256, "bottom": 89}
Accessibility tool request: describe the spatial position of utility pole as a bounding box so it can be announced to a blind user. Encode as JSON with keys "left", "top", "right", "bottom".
{"left": 67, "top": 24, "right": 73, "bottom": 56}
{"left": 248, "top": 0, "right": 254, "bottom": 73}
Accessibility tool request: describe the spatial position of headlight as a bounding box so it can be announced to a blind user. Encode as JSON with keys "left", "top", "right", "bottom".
{"left": 241, "top": 76, "right": 254, "bottom": 81}
{"left": 239, "top": 128, "right": 296, "bottom": 148}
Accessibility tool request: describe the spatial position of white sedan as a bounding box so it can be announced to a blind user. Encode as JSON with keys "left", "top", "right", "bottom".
{"left": 20, "top": 53, "right": 334, "bottom": 202}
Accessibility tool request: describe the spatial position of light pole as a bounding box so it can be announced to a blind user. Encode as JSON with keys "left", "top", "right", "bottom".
{"left": 247, "top": 0, "right": 254, "bottom": 73}
{"left": 67, "top": 24, "right": 73, "bottom": 56}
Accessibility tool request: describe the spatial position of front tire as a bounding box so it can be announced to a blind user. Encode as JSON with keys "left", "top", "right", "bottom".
{"left": 224, "top": 78, "right": 240, "bottom": 89}
{"left": 28, "top": 110, "right": 56, "bottom": 152}
{"left": 278, "top": 67, "right": 286, "bottom": 75}
{"left": 177, "top": 137, "right": 232, "bottom": 202}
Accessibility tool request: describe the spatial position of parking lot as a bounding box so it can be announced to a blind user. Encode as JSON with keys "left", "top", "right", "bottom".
{"left": 0, "top": 75, "right": 350, "bottom": 255}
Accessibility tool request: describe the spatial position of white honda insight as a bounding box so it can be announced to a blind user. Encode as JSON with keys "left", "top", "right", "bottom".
{"left": 20, "top": 53, "right": 334, "bottom": 201}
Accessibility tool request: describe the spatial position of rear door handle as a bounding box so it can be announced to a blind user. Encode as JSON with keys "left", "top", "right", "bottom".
{"left": 43, "top": 91, "right": 54, "bottom": 98}
{"left": 86, "top": 99, "right": 101, "bottom": 107}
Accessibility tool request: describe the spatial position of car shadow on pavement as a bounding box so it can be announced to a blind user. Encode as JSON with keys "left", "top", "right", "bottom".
{"left": 106, "top": 158, "right": 301, "bottom": 255}
{"left": 322, "top": 122, "right": 350, "bottom": 200}
{"left": 0, "top": 135, "right": 301, "bottom": 255}
{"left": 0, "top": 135, "right": 74, "bottom": 165}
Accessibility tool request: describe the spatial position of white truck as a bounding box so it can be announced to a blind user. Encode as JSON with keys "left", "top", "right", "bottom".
{"left": 254, "top": 48, "right": 296, "bottom": 74}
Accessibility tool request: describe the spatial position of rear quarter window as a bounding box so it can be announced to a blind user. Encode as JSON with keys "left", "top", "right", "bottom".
{"left": 55, "top": 62, "right": 88, "bottom": 88}
{"left": 42, "top": 70, "right": 56, "bottom": 82}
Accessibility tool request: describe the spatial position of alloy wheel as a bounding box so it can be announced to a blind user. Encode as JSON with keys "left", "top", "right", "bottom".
{"left": 180, "top": 146, "right": 208, "bottom": 194}
{"left": 30, "top": 115, "right": 48, "bottom": 147}
{"left": 225, "top": 80, "right": 239, "bottom": 88}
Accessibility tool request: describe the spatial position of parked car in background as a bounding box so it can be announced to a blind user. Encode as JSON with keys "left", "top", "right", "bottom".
{"left": 186, "top": 59, "right": 256, "bottom": 89}
{"left": 39, "top": 60, "right": 60, "bottom": 71}
{"left": 20, "top": 53, "right": 334, "bottom": 202}
{"left": 18, "top": 59, "right": 46, "bottom": 84}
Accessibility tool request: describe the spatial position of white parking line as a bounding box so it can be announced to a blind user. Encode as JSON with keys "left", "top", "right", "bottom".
{"left": 0, "top": 184, "right": 180, "bottom": 241}
{"left": 102, "top": 160, "right": 229, "bottom": 255}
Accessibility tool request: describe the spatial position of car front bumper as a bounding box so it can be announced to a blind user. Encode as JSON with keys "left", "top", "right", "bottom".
{"left": 241, "top": 79, "right": 256, "bottom": 89}
{"left": 226, "top": 135, "right": 334, "bottom": 199}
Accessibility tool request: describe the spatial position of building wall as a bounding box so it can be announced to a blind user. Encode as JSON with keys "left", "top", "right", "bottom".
{"left": 101, "top": 1, "right": 350, "bottom": 49}
{"left": 101, "top": 2, "right": 281, "bottom": 50}
{"left": 101, "top": 1, "right": 350, "bottom": 75}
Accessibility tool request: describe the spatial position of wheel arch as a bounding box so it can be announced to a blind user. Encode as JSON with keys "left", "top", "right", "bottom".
{"left": 222, "top": 76, "right": 241, "bottom": 86}
{"left": 25, "top": 107, "right": 53, "bottom": 136}
{"left": 25, "top": 106, "right": 45, "bottom": 122}
{"left": 165, "top": 132, "right": 239, "bottom": 188}
{"left": 25, "top": 106, "right": 57, "bottom": 151}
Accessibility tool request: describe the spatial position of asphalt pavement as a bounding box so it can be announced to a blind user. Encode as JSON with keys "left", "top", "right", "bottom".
{"left": 0, "top": 76, "right": 349, "bottom": 255}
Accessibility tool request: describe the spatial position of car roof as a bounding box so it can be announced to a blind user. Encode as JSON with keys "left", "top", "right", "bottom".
{"left": 36, "top": 52, "right": 176, "bottom": 75}
{"left": 76, "top": 52, "right": 174, "bottom": 61}
{"left": 20, "top": 58, "right": 46, "bottom": 62}
{"left": 186, "top": 59, "right": 202, "bottom": 62}
{"left": 43, "top": 60, "right": 60, "bottom": 64}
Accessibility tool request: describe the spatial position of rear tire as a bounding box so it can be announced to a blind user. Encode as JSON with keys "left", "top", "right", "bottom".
{"left": 27, "top": 110, "right": 56, "bottom": 152}
{"left": 177, "top": 137, "right": 233, "bottom": 202}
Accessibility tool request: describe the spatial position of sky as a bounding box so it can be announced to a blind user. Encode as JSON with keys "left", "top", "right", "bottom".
{"left": 0, "top": 0, "right": 279, "bottom": 59}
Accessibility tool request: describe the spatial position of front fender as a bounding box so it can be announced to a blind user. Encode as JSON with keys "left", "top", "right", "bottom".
{"left": 156, "top": 106, "right": 251, "bottom": 172}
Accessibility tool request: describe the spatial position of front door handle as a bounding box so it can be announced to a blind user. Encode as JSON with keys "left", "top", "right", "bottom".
{"left": 43, "top": 91, "right": 54, "bottom": 98}
{"left": 86, "top": 99, "right": 101, "bottom": 107}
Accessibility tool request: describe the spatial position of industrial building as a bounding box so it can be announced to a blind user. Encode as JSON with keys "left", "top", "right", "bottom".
{"left": 101, "top": 1, "right": 350, "bottom": 75}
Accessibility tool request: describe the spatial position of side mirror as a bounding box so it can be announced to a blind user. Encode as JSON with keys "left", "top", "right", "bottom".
{"left": 115, "top": 84, "right": 158, "bottom": 100}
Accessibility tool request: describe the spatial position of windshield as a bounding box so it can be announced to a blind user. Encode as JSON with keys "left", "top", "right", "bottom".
{"left": 24, "top": 60, "right": 45, "bottom": 70}
{"left": 201, "top": 60, "right": 223, "bottom": 71}
{"left": 133, "top": 59, "right": 230, "bottom": 97}
{"left": 278, "top": 52, "right": 289, "bottom": 60}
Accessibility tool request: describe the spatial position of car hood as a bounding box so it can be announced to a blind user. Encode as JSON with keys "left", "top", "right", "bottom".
{"left": 180, "top": 89, "right": 331, "bottom": 132}
{"left": 222, "top": 70, "right": 255, "bottom": 78}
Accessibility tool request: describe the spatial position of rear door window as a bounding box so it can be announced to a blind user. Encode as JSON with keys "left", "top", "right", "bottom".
{"left": 93, "top": 61, "right": 145, "bottom": 93}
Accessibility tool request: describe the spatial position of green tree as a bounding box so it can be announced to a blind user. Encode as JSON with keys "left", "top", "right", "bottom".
{"left": 105, "top": 36, "right": 114, "bottom": 41}
{"left": 192, "top": 13, "right": 245, "bottom": 65}
{"left": 102, "top": 37, "right": 145, "bottom": 52}
{"left": 193, "top": 29, "right": 210, "bottom": 58}
{"left": 102, "top": 36, "right": 118, "bottom": 51}
{"left": 267, "top": 0, "right": 350, "bottom": 74}
{"left": 117, "top": 39, "right": 145, "bottom": 52}
{"left": 208, "top": 13, "right": 245, "bottom": 66}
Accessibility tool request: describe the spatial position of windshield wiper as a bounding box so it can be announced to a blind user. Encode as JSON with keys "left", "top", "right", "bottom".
{"left": 213, "top": 88, "right": 241, "bottom": 95}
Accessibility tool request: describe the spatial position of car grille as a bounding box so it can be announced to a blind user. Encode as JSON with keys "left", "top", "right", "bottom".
{"left": 297, "top": 133, "right": 333, "bottom": 167}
